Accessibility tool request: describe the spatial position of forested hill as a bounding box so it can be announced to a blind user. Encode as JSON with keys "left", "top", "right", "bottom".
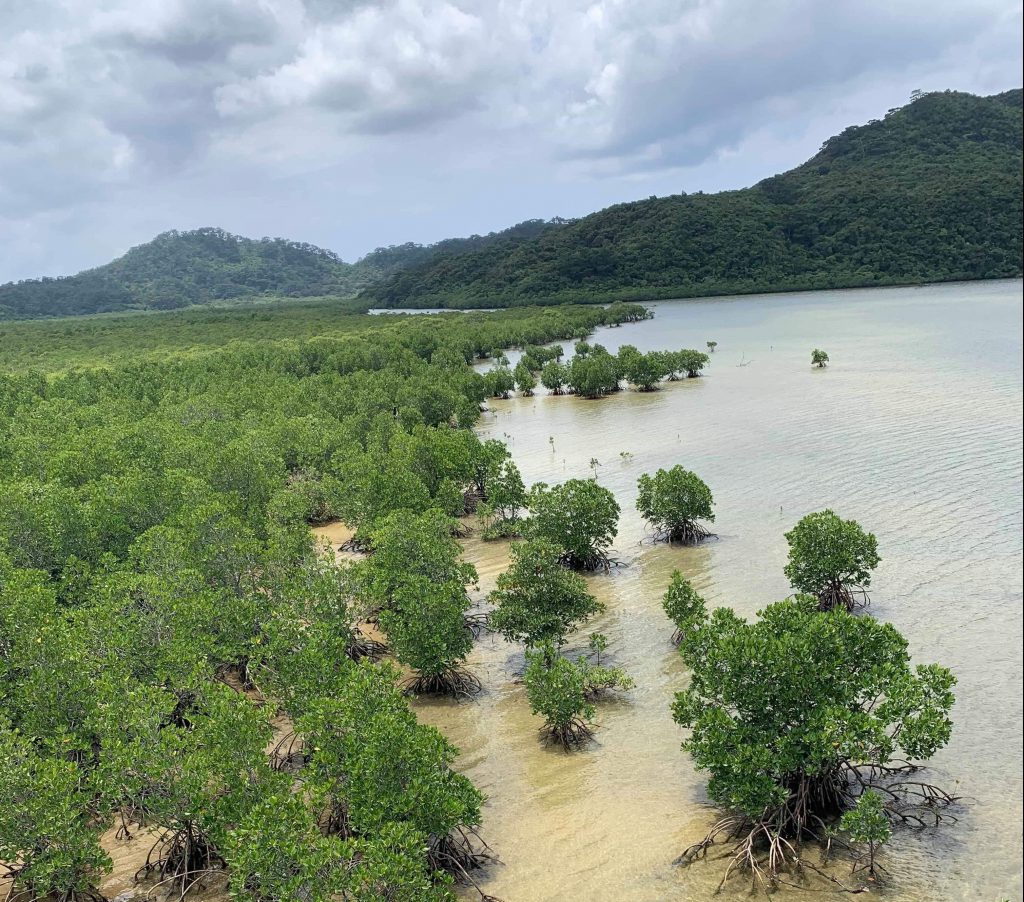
{"left": 365, "top": 89, "right": 1023, "bottom": 308}
{"left": 0, "top": 219, "right": 564, "bottom": 320}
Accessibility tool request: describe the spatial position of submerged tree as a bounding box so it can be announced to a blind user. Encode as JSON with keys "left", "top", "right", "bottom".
{"left": 636, "top": 466, "right": 715, "bottom": 544}
{"left": 539, "top": 360, "right": 568, "bottom": 395}
{"left": 661, "top": 571, "right": 706, "bottom": 645}
{"left": 706, "top": 341, "right": 718, "bottom": 353}
{"left": 673, "top": 596, "right": 956, "bottom": 890}
{"left": 618, "top": 345, "right": 670, "bottom": 391}
{"left": 812, "top": 348, "right": 830, "bottom": 368}
{"left": 525, "top": 479, "right": 620, "bottom": 570}
{"left": 489, "top": 539, "right": 602, "bottom": 649}
{"left": 784, "top": 510, "right": 880, "bottom": 611}
{"left": 523, "top": 644, "right": 632, "bottom": 748}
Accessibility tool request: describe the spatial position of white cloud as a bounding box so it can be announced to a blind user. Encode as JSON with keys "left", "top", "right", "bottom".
{"left": 0, "top": 0, "right": 1020, "bottom": 282}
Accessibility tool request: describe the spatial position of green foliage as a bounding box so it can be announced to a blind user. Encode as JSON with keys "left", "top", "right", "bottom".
{"left": 513, "top": 360, "right": 537, "bottom": 395}
{"left": 672, "top": 596, "right": 955, "bottom": 883}
{"left": 489, "top": 540, "right": 602, "bottom": 648}
{"left": 636, "top": 466, "right": 715, "bottom": 543}
{"left": 364, "top": 90, "right": 1023, "bottom": 308}
{"left": 539, "top": 360, "right": 568, "bottom": 394}
{"left": 484, "top": 364, "right": 515, "bottom": 398}
{"left": 380, "top": 577, "right": 476, "bottom": 695}
{"left": 566, "top": 348, "right": 620, "bottom": 398}
{"left": 525, "top": 478, "right": 620, "bottom": 569}
{"left": 523, "top": 646, "right": 595, "bottom": 746}
{"left": 523, "top": 644, "right": 633, "bottom": 746}
{"left": 299, "top": 661, "right": 483, "bottom": 851}
{"left": 812, "top": 348, "right": 830, "bottom": 367}
{"left": 784, "top": 510, "right": 880, "bottom": 610}
{"left": 617, "top": 345, "right": 671, "bottom": 390}
{"left": 661, "top": 571, "right": 706, "bottom": 644}
{"left": 0, "top": 725, "right": 111, "bottom": 901}
{"left": 0, "top": 296, "right": 660, "bottom": 897}
{"left": 838, "top": 791, "right": 892, "bottom": 878}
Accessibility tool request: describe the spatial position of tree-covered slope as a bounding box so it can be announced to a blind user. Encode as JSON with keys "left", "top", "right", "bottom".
{"left": 0, "top": 219, "right": 565, "bottom": 321}
{"left": 365, "top": 89, "right": 1023, "bottom": 308}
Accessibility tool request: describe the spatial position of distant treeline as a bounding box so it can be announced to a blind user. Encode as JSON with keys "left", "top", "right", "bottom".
{"left": 364, "top": 89, "right": 1023, "bottom": 308}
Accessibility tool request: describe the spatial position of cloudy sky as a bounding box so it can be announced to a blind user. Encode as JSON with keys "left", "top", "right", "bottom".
{"left": 1, "top": 0, "right": 1021, "bottom": 282}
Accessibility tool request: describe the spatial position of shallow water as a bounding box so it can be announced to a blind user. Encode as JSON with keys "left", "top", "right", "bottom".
{"left": 416, "top": 280, "right": 1024, "bottom": 901}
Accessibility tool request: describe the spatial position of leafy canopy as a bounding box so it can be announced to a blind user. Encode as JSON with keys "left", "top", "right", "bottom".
{"left": 636, "top": 466, "right": 714, "bottom": 541}
{"left": 489, "top": 539, "right": 602, "bottom": 648}
{"left": 672, "top": 596, "right": 955, "bottom": 817}
{"left": 784, "top": 509, "right": 880, "bottom": 598}
{"left": 525, "top": 478, "right": 620, "bottom": 569}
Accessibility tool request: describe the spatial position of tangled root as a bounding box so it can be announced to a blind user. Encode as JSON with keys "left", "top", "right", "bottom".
{"left": 428, "top": 827, "right": 502, "bottom": 901}
{"left": 270, "top": 729, "right": 307, "bottom": 773}
{"left": 543, "top": 717, "right": 594, "bottom": 748}
{"left": 403, "top": 667, "right": 482, "bottom": 699}
{"left": 644, "top": 521, "right": 716, "bottom": 546}
{"left": 346, "top": 633, "right": 388, "bottom": 662}
{"left": 464, "top": 611, "right": 491, "bottom": 638}
{"left": 339, "top": 536, "right": 371, "bottom": 553}
{"left": 817, "top": 584, "right": 871, "bottom": 613}
{"left": 557, "top": 550, "right": 625, "bottom": 572}
{"left": 136, "top": 823, "right": 225, "bottom": 900}
{"left": 677, "top": 763, "right": 958, "bottom": 891}
{"left": 0, "top": 868, "right": 108, "bottom": 902}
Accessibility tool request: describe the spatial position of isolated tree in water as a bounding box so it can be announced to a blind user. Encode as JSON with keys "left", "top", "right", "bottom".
{"left": 526, "top": 478, "right": 620, "bottom": 570}
{"left": 523, "top": 643, "right": 633, "bottom": 748}
{"left": 812, "top": 348, "right": 830, "bottom": 367}
{"left": 673, "top": 595, "right": 956, "bottom": 890}
{"left": 706, "top": 341, "right": 718, "bottom": 353}
{"left": 636, "top": 466, "right": 715, "bottom": 545}
{"left": 489, "top": 539, "right": 602, "bottom": 648}
{"left": 784, "top": 510, "right": 880, "bottom": 611}
{"left": 539, "top": 360, "right": 568, "bottom": 394}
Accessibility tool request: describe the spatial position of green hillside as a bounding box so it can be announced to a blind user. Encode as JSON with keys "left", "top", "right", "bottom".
{"left": 0, "top": 220, "right": 563, "bottom": 320}
{"left": 364, "top": 89, "right": 1023, "bottom": 308}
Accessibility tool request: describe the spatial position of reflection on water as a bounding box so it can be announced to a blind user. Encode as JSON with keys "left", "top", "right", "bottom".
{"left": 417, "top": 281, "right": 1024, "bottom": 901}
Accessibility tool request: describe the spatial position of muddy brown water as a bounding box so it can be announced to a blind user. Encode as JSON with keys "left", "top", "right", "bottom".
{"left": 416, "top": 281, "right": 1023, "bottom": 901}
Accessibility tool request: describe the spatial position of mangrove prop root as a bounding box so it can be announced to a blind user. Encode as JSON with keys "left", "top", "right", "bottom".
{"left": 346, "top": 634, "right": 388, "bottom": 662}
{"left": 270, "top": 728, "right": 308, "bottom": 772}
{"left": 402, "top": 668, "right": 482, "bottom": 699}
{"left": 464, "top": 611, "right": 492, "bottom": 638}
{"left": 643, "top": 522, "right": 716, "bottom": 547}
{"left": 136, "top": 823, "right": 225, "bottom": 900}
{"left": 338, "top": 536, "right": 371, "bottom": 553}
{"left": 557, "top": 550, "right": 625, "bottom": 572}
{"left": 428, "top": 826, "right": 502, "bottom": 901}
{"left": 677, "top": 763, "right": 958, "bottom": 889}
{"left": 543, "top": 717, "right": 594, "bottom": 748}
{"left": 1, "top": 867, "right": 109, "bottom": 902}
{"left": 817, "top": 584, "right": 871, "bottom": 613}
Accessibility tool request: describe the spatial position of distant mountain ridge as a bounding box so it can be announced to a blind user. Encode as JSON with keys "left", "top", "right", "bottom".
{"left": 0, "top": 220, "right": 565, "bottom": 320}
{"left": 364, "top": 88, "right": 1023, "bottom": 308}
{"left": 2, "top": 88, "right": 1020, "bottom": 320}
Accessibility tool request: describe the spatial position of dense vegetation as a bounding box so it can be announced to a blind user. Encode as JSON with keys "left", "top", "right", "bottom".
{"left": 365, "top": 89, "right": 1023, "bottom": 308}
{"left": 672, "top": 513, "right": 956, "bottom": 890}
{"left": 0, "top": 301, "right": 647, "bottom": 900}
{"left": 0, "top": 220, "right": 565, "bottom": 321}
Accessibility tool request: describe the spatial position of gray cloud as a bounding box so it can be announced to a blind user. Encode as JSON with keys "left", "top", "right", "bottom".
{"left": 1, "top": 0, "right": 1020, "bottom": 282}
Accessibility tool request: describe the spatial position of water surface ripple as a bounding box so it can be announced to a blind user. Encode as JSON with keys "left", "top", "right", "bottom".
{"left": 415, "top": 280, "right": 1023, "bottom": 902}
